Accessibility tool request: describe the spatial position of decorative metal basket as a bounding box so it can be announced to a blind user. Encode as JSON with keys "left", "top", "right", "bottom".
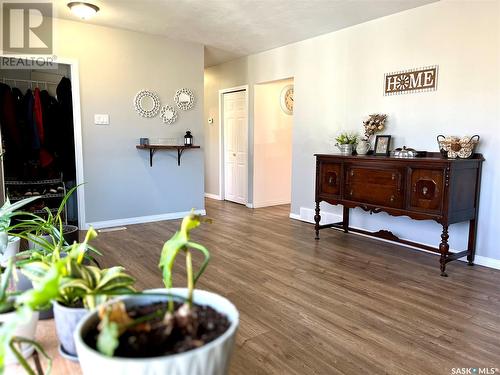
{"left": 437, "top": 135, "right": 479, "bottom": 159}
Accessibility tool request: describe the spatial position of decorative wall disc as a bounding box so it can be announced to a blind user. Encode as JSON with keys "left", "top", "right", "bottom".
{"left": 174, "top": 88, "right": 195, "bottom": 111}
{"left": 160, "top": 105, "right": 178, "bottom": 125}
{"left": 134, "top": 90, "right": 161, "bottom": 118}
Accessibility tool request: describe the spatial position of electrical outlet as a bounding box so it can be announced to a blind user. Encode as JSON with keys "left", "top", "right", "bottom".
{"left": 94, "top": 114, "right": 109, "bottom": 125}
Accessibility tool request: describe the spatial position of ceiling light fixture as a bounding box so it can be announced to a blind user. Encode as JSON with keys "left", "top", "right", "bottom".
{"left": 67, "top": 2, "right": 100, "bottom": 20}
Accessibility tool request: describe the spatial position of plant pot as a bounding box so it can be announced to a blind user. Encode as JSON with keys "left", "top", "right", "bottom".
{"left": 336, "top": 144, "right": 353, "bottom": 155}
{"left": 63, "top": 225, "right": 79, "bottom": 245}
{"left": 0, "top": 236, "right": 20, "bottom": 265}
{"left": 0, "top": 309, "right": 39, "bottom": 365}
{"left": 53, "top": 301, "right": 87, "bottom": 358}
{"left": 74, "top": 288, "right": 239, "bottom": 375}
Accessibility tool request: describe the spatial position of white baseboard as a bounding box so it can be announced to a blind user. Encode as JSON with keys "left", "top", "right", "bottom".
{"left": 85, "top": 209, "right": 207, "bottom": 230}
{"left": 253, "top": 199, "right": 291, "bottom": 208}
{"left": 204, "top": 193, "right": 222, "bottom": 200}
{"left": 289, "top": 207, "right": 500, "bottom": 271}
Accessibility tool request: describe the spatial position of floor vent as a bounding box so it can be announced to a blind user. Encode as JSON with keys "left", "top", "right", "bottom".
{"left": 97, "top": 226, "right": 127, "bottom": 233}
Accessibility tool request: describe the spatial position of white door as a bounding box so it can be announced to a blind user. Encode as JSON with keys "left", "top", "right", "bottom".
{"left": 223, "top": 91, "right": 248, "bottom": 204}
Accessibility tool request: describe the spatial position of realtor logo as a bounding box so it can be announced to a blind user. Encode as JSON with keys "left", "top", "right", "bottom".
{"left": 384, "top": 65, "right": 438, "bottom": 96}
{"left": 2, "top": 2, "right": 53, "bottom": 54}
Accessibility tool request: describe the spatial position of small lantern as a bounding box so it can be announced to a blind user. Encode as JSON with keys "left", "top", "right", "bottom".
{"left": 184, "top": 131, "right": 193, "bottom": 146}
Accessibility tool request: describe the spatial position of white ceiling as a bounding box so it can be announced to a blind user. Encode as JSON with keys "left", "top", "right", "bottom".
{"left": 54, "top": 0, "right": 438, "bottom": 67}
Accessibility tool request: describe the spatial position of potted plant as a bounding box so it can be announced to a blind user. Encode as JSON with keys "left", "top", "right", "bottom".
{"left": 13, "top": 186, "right": 80, "bottom": 250}
{"left": 19, "top": 228, "right": 135, "bottom": 360}
{"left": 0, "top": 259, "right": 49, "bottom": 372}
{"left": 335, "top": 132, "right": 358, "bottom": 155}
{"left": 73, "top": 213, "right": 239, "bottom": 375}
{"left": 0, "top": 197, "right": 40, "bottom": 266}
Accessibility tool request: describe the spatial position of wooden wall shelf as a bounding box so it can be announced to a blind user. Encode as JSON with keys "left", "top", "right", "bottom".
{"left": 136, "top": 145, "right": 200, "bottom": 166}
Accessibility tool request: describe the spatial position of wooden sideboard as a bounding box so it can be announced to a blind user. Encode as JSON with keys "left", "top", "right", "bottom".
{"left": 314, "top": 153, "right": 484, "bottom": 276}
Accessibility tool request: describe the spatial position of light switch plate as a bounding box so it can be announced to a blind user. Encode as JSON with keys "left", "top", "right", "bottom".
{"left": 94, "top": 114, "right": 110, "bottom": 125}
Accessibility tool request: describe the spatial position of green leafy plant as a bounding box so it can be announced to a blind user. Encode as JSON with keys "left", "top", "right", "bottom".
{"left": 11, "top": 186, "right": 80, "bottom": 250}
{"left": 335, "top": 132, "right": 358, "bottom": 145}
{"left": 0, "top": 260, "right": 52, "bottom": 375}
{"left": 19, "top": 228, "right": 134, "bottom": 309}
{"left": 0, "top": 197, "right": 40, "bottom": 255}
{"left": 95, "top": 213, "right": 212, "bottom": 357}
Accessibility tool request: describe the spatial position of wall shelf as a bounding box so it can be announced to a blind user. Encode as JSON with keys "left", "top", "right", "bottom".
{"left": 136, "top": 145, "right": 200, "bottom": 166}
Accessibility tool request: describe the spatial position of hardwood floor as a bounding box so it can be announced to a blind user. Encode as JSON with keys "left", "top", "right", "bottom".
{"left": 92, "top": 199, "right": 500, "bottom": 375}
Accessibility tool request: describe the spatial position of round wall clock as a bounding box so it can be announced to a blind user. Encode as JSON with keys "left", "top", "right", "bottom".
{"left": 280, "top": 84, "right": 294, "bottom": 115}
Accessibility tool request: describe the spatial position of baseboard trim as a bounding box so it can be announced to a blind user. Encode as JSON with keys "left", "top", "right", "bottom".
{"left": 289, "top": 208, "right": 500, "bottom": 271}
{"left": 86, "top": 209, "right": 207, "bottom": 230}
{"left": 253, "top": 199, "right": 291, "bottom": 208}
{"left": 246, "top": 203, "right": 254, "bottom": 209}
{"left": 204, "top": 193, "right": 222, "bottom": 200}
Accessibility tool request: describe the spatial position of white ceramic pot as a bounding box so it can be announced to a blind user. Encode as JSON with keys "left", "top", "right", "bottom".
{"left": 53, "top": 301, "right": 88, "bottom": 357}
{"left": 74, "top": 288, "right": 239, "bottom": 375}
{"left": 0, "top": 309, "right": 39, "bottom": 365}
{"left": 0, "top": 236, "right": 20, "bottom": 265}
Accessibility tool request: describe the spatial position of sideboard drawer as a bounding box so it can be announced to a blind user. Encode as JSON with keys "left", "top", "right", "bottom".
{"left": 346, "top": 166, "right": 404, "bottom": 208}
{"left": 408, "top": 168, "right": 444, "bottom": 213}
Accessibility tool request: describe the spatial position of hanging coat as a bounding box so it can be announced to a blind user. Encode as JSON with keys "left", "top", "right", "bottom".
{"left": 56, "top": 77, "right": 76, "bottom": 180}
{"left": 34, "top": 87, "right": 53, "bottom": 168}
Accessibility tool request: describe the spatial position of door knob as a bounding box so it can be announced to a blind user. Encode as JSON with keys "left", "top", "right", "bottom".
{"left": 233, "top": 153, "right": 236, "bottom": 157}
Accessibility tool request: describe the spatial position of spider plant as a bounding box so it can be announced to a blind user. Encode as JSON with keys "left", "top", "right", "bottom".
{"left": 10, "top": 185, "right": 80, "bottom": 250}
{"left": 0, "top": 197, "right": 40, "bottom": 256}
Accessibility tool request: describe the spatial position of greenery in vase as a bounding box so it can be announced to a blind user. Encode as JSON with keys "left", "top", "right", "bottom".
{"left": 335, "top": 132, "right": 358, "bottom": 145}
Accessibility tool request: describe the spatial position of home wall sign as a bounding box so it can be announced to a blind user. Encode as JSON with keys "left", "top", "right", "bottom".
{"left": 384, "top": 65, "right": 438, "bottom": 96}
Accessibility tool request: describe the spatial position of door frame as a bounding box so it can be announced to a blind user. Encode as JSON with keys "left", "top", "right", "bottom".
{"left": 0, "top": 55, "right": 87, "bottom": 228}
{"left": 218, "top": 85, "right": 249, "bottom": 203}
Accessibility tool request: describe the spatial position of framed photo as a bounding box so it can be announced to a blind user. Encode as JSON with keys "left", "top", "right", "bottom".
{"left": 374, "top": 135, "right": 391, "bottom": 156}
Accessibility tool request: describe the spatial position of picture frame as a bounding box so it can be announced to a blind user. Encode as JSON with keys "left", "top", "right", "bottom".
{"left": 374, "top": 135, "right": 391, "bottom": 156}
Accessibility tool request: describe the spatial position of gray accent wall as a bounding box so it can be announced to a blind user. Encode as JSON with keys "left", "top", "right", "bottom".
{"left": 53, "top": 19, "right": 205, "bottom": 224}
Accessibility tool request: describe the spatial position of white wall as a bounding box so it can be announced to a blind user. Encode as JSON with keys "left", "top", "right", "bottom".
{"left": 51, "top": 19, "right": 205, "bottom": 225}
{"left": 253, "top": 78, "right": 293, "bottom": 207}
{"left": 204, "top": 0, "right": 500, "bottom": 263}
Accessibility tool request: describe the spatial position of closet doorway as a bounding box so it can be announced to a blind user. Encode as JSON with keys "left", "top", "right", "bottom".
{"left": 0, "top": 57, "right": 85, "bottom": 228}
{"left": 219, "top": 86, "right": 248, "bottom": 205}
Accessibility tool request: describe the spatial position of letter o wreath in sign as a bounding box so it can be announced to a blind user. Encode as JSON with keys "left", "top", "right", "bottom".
{"left": 160, "top": 105, "right": 178, "bottom": 125}
{"left": 134, "top": 89, "right": 161, "bottom": 118}
{"left": 174, "top": 88, "right": 195, "bottom": 111}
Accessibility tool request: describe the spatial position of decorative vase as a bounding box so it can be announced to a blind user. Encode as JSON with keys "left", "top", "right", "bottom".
{"left": 74, "top": 288, "right": 239, "bottom": 375}
{"left": 356, "top": 140, "right": 370, "bottom": 155}
{"left": 336, "top": 144, "right": 353, "bottom": 155}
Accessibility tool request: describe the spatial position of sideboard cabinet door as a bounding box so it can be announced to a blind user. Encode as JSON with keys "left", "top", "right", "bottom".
{"left": 408, "top": 168, "right": 445, "bottom": 213}
{"left": 319, "top": 162, "right": 342, "bottom": 197}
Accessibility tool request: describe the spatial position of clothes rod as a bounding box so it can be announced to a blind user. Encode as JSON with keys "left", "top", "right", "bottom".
{"left": 1, "top": 78, "right": 59, "bottom": 86}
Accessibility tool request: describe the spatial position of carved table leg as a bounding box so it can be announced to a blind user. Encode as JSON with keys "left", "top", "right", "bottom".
{"left": 467, "top": 218, "right": 477, "bottom": 266}
{"left": 439, "top": 225, "right": 449, "bottom": 277}
{"left": 343, "top": 206, "right": 349, "bottom": 233}
{"left": 314, "top": 201, "right": 321, "bottom": 240}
